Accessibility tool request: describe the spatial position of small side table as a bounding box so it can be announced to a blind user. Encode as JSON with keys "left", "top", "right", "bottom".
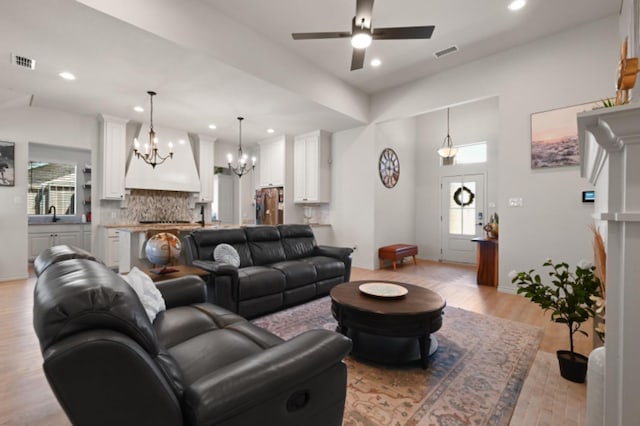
{"left": 471, "top": 238, "right": 498, "bottom": 286}
{"left": 142, "top": 264, "right": 209, "bottom": 283}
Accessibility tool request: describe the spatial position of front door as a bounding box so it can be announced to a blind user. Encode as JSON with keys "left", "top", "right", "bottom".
{"left": 440, "top": 174, "right": 485, "bottom": 263}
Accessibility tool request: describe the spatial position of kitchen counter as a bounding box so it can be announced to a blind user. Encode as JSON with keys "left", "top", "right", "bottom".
{"left": 104, "top": 223, "right": 332, "bottom": 232}
{"left": 103, "top": 223, "right": 233, "bottom": 233}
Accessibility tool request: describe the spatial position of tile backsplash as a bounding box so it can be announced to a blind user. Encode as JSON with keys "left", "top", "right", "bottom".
{"left": 122, "top": 189, "right": 195, "bottom": 223}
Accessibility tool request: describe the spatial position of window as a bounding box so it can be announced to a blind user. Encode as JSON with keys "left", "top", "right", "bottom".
{"left": 454, "top": 142, "right": 487, "bottom": 165}
{"left": 28, "top": 162, "right": 77, "bottom": 215}
{"left": 448, "top": 181, "right": 476, "bottom": 236}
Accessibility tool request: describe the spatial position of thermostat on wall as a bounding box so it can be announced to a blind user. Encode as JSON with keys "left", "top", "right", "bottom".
{"left": 582, "top": 190, "right": 595, "bottom": 203}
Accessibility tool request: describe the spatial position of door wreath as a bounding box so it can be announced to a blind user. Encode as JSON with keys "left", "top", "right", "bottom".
{"left": 453, "top": 186, "right": 475, "bottom": 207}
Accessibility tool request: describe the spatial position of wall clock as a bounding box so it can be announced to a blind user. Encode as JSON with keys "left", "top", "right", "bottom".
{"left": 379, "top": 148, "right": 400, "bottom": 188}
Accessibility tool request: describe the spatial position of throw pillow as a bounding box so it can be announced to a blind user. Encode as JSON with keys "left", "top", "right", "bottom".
{"left": 214, "top": 243, "right": 240, "bottom": 267}
{"left": 120, "top": 267, "right": 166, "bottom": 322}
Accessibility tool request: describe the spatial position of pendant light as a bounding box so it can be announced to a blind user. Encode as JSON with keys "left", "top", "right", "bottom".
{"left": 227, "top": 117, "right": 256, "bottom": 178}
{"left": 133, "top": 91, "right": 173, "bottom": 168}
{"left": 437, "top": 108, "right": 458, "bottom": 159}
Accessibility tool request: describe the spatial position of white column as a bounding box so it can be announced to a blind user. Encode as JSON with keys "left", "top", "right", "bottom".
{"left": 578, "top": 103, "right": 640, "bottom": 425}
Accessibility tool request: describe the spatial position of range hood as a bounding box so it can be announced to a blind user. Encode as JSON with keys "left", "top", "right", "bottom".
{"left": 125, "top": 123, "right": 201, "bottom": 192}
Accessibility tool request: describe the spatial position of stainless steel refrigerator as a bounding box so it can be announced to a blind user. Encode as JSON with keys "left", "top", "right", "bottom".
{"left": 255, "top": 187, "right": 283, "bottom": 225}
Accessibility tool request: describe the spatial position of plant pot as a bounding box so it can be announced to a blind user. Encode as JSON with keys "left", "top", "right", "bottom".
{"left": 557, "top": 350, "right": 588, "bottom": 383}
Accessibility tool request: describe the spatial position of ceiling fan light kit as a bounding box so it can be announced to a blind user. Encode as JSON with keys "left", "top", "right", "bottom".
{"left": 291, "top": 0, "right": 434, "bottom": 71}
{"left": 351, "top": 32, "right": 372, "bottom": 49}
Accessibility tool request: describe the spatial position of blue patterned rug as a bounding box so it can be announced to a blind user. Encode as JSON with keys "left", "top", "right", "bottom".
{"left": 253, "top": 297, "right": 542, "bottom": 426}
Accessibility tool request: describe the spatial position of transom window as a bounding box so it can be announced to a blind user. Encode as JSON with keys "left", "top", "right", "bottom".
{"left": 454, "top": 142, "right": 487, "bottom": 165}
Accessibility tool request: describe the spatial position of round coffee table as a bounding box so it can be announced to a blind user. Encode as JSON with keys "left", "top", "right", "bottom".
{"left": 330, "top": 280, "right": 446, "bottom": 369}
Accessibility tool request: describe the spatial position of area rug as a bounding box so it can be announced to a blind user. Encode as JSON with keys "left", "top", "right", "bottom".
{"left": 253, "top": 297, "right": 543, "bottom": 426}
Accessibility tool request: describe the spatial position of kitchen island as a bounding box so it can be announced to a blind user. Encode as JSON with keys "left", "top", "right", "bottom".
{"left": 104, "top": 222, "right": 231, "bottom": 273}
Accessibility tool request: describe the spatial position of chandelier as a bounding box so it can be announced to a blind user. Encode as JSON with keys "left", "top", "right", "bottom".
{"left": 437, "top": 108, "right": 458, "bottom": 160}
{"left": 133, "top": 91, "right": 173, "bottom": 169}
{"left": 227, "top": 117, "right": 256, "bottom": 178}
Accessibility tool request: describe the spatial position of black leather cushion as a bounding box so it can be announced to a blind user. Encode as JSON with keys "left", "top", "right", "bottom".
{"left": 304, "top": 256, "right": 346, "bottom": 280}
{"left": 190, "top": 228, "right": 253, "bottom": 267}
{"left": 33, "top": 244, "right": 99, "bottom": 277}
{"left": 271, "top": 260, "right": 317, "bottom": 289}
{"left": 166, "top": 314, "right": 283, "bottom": 385}
{"left": 245, "top": 226, "right": 286, "bottom": 265}
{"left": 238, "top": 266, "right": 286, "bottom": 300}
{"left": 33, "top": 259, "right": 159, "bottom": 355}
{"left": 278, "top": 224, "right": 316, "bottom": 260}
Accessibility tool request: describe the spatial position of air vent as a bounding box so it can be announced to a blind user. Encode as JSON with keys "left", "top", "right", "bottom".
{"left": 433, "top": 45, "right": 459, "bottom": 59}
{"left": 11, "top": 53, "right": 36, "bottom": 70}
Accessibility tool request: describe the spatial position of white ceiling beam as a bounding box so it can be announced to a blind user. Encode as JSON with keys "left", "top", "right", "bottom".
{"left": 75, "top": 0, "right": 370, "bottom": 124}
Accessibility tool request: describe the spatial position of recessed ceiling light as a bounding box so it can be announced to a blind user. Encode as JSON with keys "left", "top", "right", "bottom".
{"left": 370, "top": 58, "right": 381, "bottom": 67}
{"left": 133, "top": 106, "right": 144, "bottom": 113}
{"left": 208, "top": 124, "right": 217, "bottom": 130}
{"left": 178, "top": 139, "right": 186, "bottom": 145}
{"left": 508, "top": 0, "right": 526, "bottom": 11}
{"left": 58, "top": 71, "right": 76, "bottom": 80}
{"left": 267, "top": 128, "right": 275, "bottom": 134}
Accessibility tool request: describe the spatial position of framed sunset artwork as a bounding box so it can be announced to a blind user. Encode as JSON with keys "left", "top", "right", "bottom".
{"left": 530, "top": 101, "right": 599, "bottom": 169}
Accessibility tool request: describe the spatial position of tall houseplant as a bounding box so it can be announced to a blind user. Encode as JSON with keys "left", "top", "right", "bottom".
{"left": 510, "top": 259, "right": 601, "bottom": 383}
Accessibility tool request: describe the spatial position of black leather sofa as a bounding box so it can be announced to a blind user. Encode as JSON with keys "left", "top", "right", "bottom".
{"left": 32, "top": 245, "right": 352, "bottom": 426}
{"left": 184, "top": 224, "right": 353, "bottom": 319}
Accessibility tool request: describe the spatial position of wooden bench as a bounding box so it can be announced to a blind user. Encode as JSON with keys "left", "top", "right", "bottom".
{"left": 378, "top": 244, "right": 418, "bottom": 271}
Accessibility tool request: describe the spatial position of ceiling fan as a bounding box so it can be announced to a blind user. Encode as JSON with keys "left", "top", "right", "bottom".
{"left": 291, "top": 0, "right": 435, "bottom": 71}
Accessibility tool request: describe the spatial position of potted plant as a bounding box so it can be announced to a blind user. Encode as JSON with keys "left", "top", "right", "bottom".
{"left": 510, "top": 259, "right": 602, "bottom": 383}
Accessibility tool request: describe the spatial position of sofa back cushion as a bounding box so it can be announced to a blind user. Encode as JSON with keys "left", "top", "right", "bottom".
{"left": 245, "top": 226, "right": 286, "bottom": 265}
{"left": 190, "top": 228, "right": 253, "bottom": 267}
{"left": 33, "top": 258, "right": 160, "bottom": 355}
{"left": 33, "top": 244, "right": 100, "bottom": 277}
{"left": 278, "top": 224, "right": 317, "bottom": 260}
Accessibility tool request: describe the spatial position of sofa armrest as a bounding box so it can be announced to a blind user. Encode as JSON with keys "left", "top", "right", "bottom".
{"left": 192, "top": 259, "right": 238, "bottom": 277}
{"left": 155, "top": 276, "right": 207, "bottom": 309}
{"left": 183, "top": 329, "right": 352, "bottom": 425}
{"left": 314, "top": 245, "right": 353, "bottom": 260}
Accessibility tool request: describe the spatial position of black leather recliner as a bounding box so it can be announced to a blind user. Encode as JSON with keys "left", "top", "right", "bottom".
{"left": 32, "top": 245, "right": 352, "bottom": 426}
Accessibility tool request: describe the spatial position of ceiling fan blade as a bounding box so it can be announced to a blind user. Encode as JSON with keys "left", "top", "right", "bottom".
{"left": 355, "top": 0, "right": 374, "bottom": 28}
{"left": 351, "top": 48, "right": 365, "bottom": 71}
{"left": 292, "top": 31, "right": 351, "bottom": 40}
{"left": 372, "top": 25, "right": 435, "bottom": 40}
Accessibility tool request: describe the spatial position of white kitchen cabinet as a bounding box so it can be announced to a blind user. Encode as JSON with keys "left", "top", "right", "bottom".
{"left": 259, "top": 137, "right": 285, "bottom": 187}
{"left": 293, "top": 130, "right": 331, "bottom": 203}
{"left": 105, "top": 228, "right": 120, "bottom": 269}
{"left": 28, "top": 225, "right": 83, "bottom": 261}
{"left": 98, "top": 114, "right": 128, "bottom": 200}
{"left": 197, "top": 135, "right": 215, "bottom": 203}
{"left": 83, "top": 225, "right": 92, "bottom": 252}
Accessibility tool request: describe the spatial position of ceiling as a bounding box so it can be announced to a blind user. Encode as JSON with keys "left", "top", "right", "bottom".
{"left": 0, "top": 0, "right": 619, "bottom": 146}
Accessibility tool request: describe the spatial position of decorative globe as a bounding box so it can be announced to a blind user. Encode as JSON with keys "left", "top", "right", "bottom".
{"left": 145, "top": 232, "right": 182, "bottom": 266}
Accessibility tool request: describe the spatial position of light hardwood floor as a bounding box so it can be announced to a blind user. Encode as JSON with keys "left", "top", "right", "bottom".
{"left": 0, "top": 260, "right": 590, "bottom": 425}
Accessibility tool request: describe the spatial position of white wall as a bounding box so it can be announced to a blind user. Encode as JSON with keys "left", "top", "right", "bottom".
{"left": 368, "top": 16, "right": 617, "bottom": 291}
{"left": 330, "top": 125, "right": 376, "bottom": 269}
{"left": 415, "top": 97, "right": 499, "bottom": 260}
{"left": 0, "top": 106, "right": 98, "bottom": 281}
{"left": 374, "top": 117, "right": 417, "bottom": 264}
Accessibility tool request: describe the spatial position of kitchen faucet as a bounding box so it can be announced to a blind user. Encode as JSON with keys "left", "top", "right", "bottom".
{"left": 48, "top": 205, "right": 60, "bottom": 222}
